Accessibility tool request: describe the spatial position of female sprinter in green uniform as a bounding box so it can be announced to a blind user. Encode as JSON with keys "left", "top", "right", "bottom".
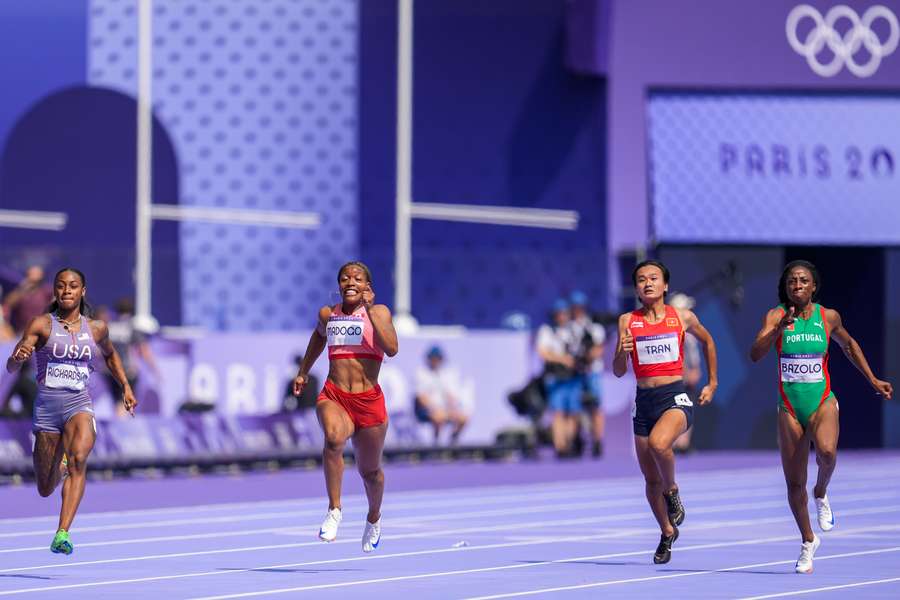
{"left": 750, "top": 260, "right": 893, "bottom": 574}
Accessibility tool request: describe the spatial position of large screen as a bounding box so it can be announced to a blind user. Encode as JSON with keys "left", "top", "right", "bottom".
{"left": 647, "top": 92, "right": 900, "bottom": 245}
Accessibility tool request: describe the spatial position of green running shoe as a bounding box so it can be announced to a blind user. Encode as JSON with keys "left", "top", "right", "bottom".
{"left": 50, "top": 529, "right": 73, "bottom": 555}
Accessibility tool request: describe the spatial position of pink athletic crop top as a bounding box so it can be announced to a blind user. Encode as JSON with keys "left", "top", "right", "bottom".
{"left": 321, "top": 304, "right": 385, "bottom": 362}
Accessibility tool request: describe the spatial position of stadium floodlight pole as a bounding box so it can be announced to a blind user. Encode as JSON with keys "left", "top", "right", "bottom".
{"left": 393, "top": 0, "right": 418, "bottom": 333}
{"left": 135, "top": 0, "right": 154, "bottom": 325}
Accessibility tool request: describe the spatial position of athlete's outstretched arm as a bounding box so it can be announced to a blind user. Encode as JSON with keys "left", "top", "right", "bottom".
{"left": 5, "top": 316, "right": 47, "bottom": 373}
{"left": 750, "top": 307, "right": 794, "bottom": 363}
{"left": 827, "top": 308, "right": 893, "bottom": 400}
{"left": 679, "top": 309, "right": 718, "bottom": 405}
{"left": 293, "top": 306, "right": 331, "bottom": 396}
{"left": 612, "top": 313, "right": 632, "bottom": 378}
{"left": 94, "top": 320, "right": 138, "bottom": 415}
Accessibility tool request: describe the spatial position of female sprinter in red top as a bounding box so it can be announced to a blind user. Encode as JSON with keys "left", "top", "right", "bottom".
{"left": 613, "top": 260, "right": 718, "bottom": 564}
{"left": 293, "top": 261, "right": 398, "bottom": 553}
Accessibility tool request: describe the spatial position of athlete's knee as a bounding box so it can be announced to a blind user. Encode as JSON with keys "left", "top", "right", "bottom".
{"left": 785, "top": 479, "right": 806, "bottom": 497}
{"left": 359, "top": 466, "right": 383, "bottom": 487}
{"left": 323, "top": 427, "right": 348, "bottom": 450}
{"left": 36, "top": 479, "right": 55, "bottom": 497}
{"left": 648, "top": 436, "right": 673, "bottom": 457}
{"left": 816, "top": 446, "right": 837, "bottom": 466}
{"left": 67, "top": 451, "right": 89, "bottom": 475}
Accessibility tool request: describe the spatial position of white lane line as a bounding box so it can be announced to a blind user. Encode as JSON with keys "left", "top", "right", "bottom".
{"left": 5, "top": 471, "right": 897, "bottom": 542}
{"left": 3, "top": 496, "right": 899, "bottom": 573}
{"left": 0, "top": 457, "right": 900, "bottom": 526}
{"left": 737, "top": 576, "right": 900, "bottom": 599}
{"left": 1, "top": 525, "right": 892, "bottom": 597}
{"left": 2, "top": 457, "right": 896, "bottom": 527}
{"left": 2, "top": 511, "right": 898, "bottom": 596}
{"left": 463, "top": 547, "right": 900, "bottom": 600}
{"left": 186, "top": 544, "right": 900, "bottom": 600}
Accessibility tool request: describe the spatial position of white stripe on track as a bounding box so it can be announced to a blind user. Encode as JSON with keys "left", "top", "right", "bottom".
{"left": 2, "top": 456, "right": 896, "bottom": 527}
{"left": 462, "top": 547, "right": 900, "bottom": 600}
{"left": 3, "top": 474, "right": 896, "bottom": 542}
{"left": 1, "top": 520, "right": 899, "bottom": 595}
{"left": 2, "top": 498, "right": 899, "bottom": 573}
{"left": 737, "top": 576, "right": 900, "bottom": 599}
{"left": 187, "top": 544, "right": 900, "bottom": 600}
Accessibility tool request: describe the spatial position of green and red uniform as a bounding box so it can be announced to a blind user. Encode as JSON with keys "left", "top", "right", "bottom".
{"left": 775, "top": 303, "right": 835, "bottom": 428}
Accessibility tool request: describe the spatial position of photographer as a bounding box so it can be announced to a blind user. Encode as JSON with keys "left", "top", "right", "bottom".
{"left": 569, "top": 291, "right": 607, "bottom": 457}
{"left": 535, "top": 298, "right": 581, "bottom": 458}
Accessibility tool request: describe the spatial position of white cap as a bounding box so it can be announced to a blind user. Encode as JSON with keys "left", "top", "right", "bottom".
{"left": 669, "top": 293, "right": 695, "bottom": 310}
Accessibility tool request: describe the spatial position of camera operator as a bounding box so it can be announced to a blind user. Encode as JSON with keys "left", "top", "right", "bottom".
{"left": 536, "top": 298, "right": 581, "bottom": 458}
{"left": 568, "top": 291, "right": 607, "bottom": 457}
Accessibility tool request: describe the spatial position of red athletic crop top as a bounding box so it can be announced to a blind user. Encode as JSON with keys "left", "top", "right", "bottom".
{"left": 320, "top": 304, "right": 385, "bottom": 362}
{"left": 627, "top": 305, "right": 684, "bottom": 378}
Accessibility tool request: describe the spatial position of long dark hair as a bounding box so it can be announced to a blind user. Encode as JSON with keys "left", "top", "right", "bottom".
{"left": 48, "top": 267, "right": 92, "bottom": 317}
{"left": 778, "top": 260, "right": 820, "bottom": 305}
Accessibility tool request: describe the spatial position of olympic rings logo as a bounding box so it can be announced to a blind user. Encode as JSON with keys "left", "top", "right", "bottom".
{"left": 786, "top": 4, "right": 899, "bottom": 77}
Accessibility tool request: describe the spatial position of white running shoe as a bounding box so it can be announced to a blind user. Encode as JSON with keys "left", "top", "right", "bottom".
{"left": 795, "top": 535, "right": 820, "bottom": 574}
{"left": 318, "top": 508, "right": 342, "bottom": 542}
{"left": 815, "top": 495, "right": 834, "bottom": 532}
{"left": 362, "top": 517, "right": 381, "bottom": 553}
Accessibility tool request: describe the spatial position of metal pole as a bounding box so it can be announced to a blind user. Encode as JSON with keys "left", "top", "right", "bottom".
{"left": 394, "top": 0, "right": 413, "bottom": 320}
{"left": 135, "top": 0, "right": 153, "bottom": 321}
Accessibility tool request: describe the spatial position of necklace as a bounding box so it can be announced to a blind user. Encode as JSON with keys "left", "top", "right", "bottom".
{"left": 55, "top": 313, "right": 80, "bottom": 330}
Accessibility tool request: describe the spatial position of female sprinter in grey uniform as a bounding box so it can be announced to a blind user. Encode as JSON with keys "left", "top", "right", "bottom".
{"left": 613, "top": 260, "right": 718, "bottom": 564}
{"left": 292, "top": 261, "right": 398, "bottom": 552}
{"left": 5, "top": 268, "right": 136, "bottom": 554}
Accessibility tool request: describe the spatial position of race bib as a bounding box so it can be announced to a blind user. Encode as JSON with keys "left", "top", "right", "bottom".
{"left": 635, "top": 333, "right": 680, "bottom": 365}
{"left": 326, "top": 316, "right": 364, "bottom": 347}
{"left": 674, "top": 392, "right": 693, "bottom": 407}
{"left": 45, "top": 362, "right": 90, "bottom": 390}
{"left": 780, "top": 353, "right": 825, "bottom": 383}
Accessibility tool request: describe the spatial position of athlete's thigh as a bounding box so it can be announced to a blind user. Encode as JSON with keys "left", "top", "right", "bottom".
{"left": 648, "top": 409, "right": 688, "bottom": 450}
{"left": 33, "top": 431, "right": 64, "bottom": 483}
{"left": 777, "top": 409, "right": 809, "bottom": 483}
{"left": 634, "top": 435, "right": 662, "bottom": 481}
{"left": 352, "top": 423, "right": 388, "bottom": 473}
{"left": 316, "top": 400, "right": 355, "bottom": 441}
{"left": 807, "top": 397, "right": 839, "bottom": 452}
{"left": 63, "top": 413, "right": 96, "bottom": 458}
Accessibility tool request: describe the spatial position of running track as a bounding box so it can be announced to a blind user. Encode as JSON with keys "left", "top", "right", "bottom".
{"left": 1, "top": 451, "right": 899, "bottom": 599}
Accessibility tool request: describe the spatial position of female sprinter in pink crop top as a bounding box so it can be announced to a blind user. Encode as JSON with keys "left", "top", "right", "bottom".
{"left": 292, "top": 261, "right": 398, "bottom": 553}
{"left": 612, "top": 260, "right": 718, "bottom": 565}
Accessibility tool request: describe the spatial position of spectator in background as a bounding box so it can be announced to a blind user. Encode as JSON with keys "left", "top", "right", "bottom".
{"left": 2, "top": 265, "right": 52, "bottom": 333}
{"left": 669, "top": 293, "right": 701, "bottom": 454}
{"left": 536, "top": 298, "right": 580, "bottom": 458}
{"left": 0, "top": 284, "right": 13, "bottom": 342}
{"left": 104, "top": 298, "right": 160, "bottom": 417}
{"left": 415, "top": 345, "right": 468, "bottom": 446}
{"left": 0, "top": 266, "right": 51, "bottom": 418}
{"left": 283, "top": 354, "right": 319, "bottom": 413}
{"left": 569, "top": 290, "right": 607, "bottom": 458}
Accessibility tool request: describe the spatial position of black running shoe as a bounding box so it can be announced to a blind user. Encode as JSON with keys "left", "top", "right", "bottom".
{"left": 664, "top": 489, "right": 685, "bottom": 526}
{"left": 653, "top": 526, "right": 679, "bottom": 564}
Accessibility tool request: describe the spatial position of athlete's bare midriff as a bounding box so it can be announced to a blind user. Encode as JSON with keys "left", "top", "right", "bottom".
{"left": 327, "top": 357, "right": 382, "bottom": 393}
{"left": 636, "top": 375, "right": 684, "bottom": 389}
